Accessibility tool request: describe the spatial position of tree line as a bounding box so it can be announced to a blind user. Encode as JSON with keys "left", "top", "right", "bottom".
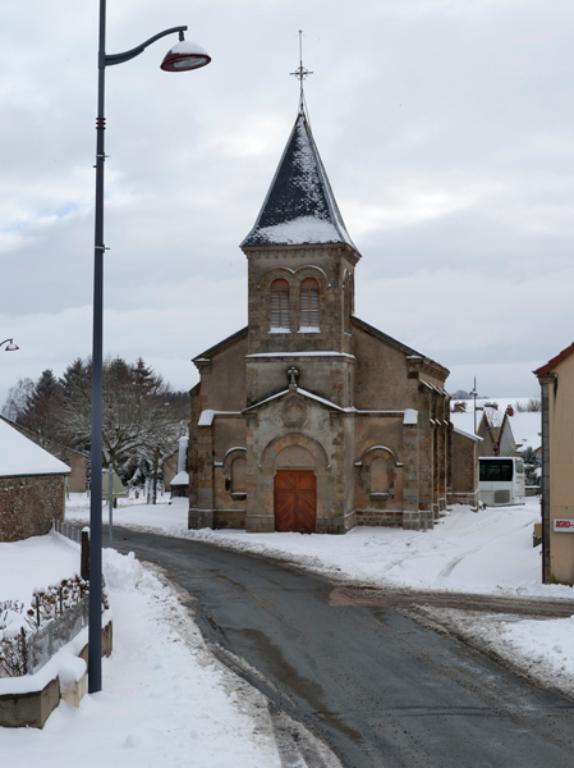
{"left": 2, "top": 357, "right": 187, "bottom": 488}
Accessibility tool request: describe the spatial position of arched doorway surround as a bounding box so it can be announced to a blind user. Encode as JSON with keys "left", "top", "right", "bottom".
{"left": 260, "top": 434, "right": 329, "bottom": 533}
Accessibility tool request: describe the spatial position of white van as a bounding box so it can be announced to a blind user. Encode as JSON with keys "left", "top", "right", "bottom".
{"left": 479, "top": 457, "right": 525, "bottom": 506}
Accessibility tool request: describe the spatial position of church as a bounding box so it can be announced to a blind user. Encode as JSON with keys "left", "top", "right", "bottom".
{"left": 188, "top": 100, "right": 451, "bottom": 533}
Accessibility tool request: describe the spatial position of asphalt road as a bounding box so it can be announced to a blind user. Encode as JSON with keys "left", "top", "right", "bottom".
{"left": 112, "top": 527, "right": 574, "bottom": 768}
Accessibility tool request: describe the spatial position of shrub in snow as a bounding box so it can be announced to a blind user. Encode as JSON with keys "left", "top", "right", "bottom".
{"left": 31, "top": 576, "right": 92, "bottom": 627}
{"left": 0, "top": 577, "right": 109, "bottom": 678}
{"left": 0, "top": 603, "right": 34, "bottom": 676}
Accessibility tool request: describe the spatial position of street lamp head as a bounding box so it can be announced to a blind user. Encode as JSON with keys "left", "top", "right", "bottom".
{"left": 160, "top": 39, "right": 211, "bottom": 72}
{"left": 3, "top": 339, "right": 19, "bottom": 352}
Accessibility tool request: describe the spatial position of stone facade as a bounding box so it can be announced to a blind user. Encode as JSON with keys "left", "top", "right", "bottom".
{"left": 0, "top": 474, "right": 66, "bottom": 542}
{"left": 188, "top": 106, "right": 451, "bottom": 533}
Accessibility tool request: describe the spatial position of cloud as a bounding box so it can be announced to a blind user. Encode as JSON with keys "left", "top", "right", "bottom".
{"left": 1, "top": 0, "right": 573, "bottom": 405}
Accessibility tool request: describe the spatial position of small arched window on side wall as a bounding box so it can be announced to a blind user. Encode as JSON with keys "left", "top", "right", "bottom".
{"left": 270, "top": 279, "right": 290, "bottom": 332}
{"left": 370, "top": 456, "right": 390, "bottom": 495}
{"left": 231, "top": 456, "right": 247, "bottom": 497}
{"left": 299, "top": 278, "right": 320, "bottom": 332}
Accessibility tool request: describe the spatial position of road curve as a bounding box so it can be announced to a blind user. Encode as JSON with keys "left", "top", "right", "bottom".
{"left": 112, "top": 527, "right": 574, "bottom": 768}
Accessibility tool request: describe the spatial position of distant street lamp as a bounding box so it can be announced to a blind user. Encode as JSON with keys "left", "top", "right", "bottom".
{"left": 469, "top": 376, "right": 478, "bottom": 435}
{"left": 89, "top": 0, "right": 210, "bottom": 694}
{"left": 0, "top": 338, "right": 19, "bottom": 352}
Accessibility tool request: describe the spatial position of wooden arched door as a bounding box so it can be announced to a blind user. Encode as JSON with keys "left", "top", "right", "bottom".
{"left": 274, "top": 470, "right": 316, "bottom": 533}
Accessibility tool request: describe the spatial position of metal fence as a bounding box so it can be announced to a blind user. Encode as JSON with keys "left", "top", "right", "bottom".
{"left": 53, "top": 519, "right": 83, "bottom": 543}
{"left": 0, "top": 595, "right": 89, "bottom": 678}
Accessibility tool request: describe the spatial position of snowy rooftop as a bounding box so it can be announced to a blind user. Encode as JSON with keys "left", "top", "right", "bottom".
{"left": 450, "top": 411, "right": 481, "bottom": 438}
{"left": 0, "top": 419, "right": 70, "bottom": 477}
{"left": 509, "top": 412, "right": 542, "bottom": 451}
{"left": 450, "top": 399, "right": 542, "bottom": 450}
{"left": 170, "top": 470, "right": 189, "bottom": 487}
{"left": 241, "top": 108, "right": 357, "bottom": 251}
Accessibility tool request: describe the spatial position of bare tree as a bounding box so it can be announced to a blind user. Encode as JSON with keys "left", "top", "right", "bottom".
{"left": 2, "top": 357, "right": 185, "bottom": 496}
{"left": 515, "top": 398, "right": 542, "bottom": 413}
{"left": 1, "top": 378, "right": 35, "bottom": 421}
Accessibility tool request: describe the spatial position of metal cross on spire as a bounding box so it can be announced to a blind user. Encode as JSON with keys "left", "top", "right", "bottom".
{"left": 290, "top": 29, "right": 313, "bottom": 112}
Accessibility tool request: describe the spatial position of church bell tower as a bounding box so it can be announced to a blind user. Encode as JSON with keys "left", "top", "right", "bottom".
{"left": 240, "top": 101, "right": 361, "bottom": 408}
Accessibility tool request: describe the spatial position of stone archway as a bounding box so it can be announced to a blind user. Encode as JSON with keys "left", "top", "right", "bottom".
{"left": 260, "top": 434, "right": 329, "bottom": 533}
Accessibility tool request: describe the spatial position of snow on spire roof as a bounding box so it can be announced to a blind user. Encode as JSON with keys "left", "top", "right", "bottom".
{"left": 241, "top": 107, "right": 358, "bottom": 251}
{"left": 0, "top": 419, "right": 70, "bottom": 477}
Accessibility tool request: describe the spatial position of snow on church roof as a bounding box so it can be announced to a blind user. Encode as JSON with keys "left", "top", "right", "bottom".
{"left": 0, "top": 419, "right": 70, "bottom": 478}
{"left": 241, "top": 108, "right": 357, "bottom": 251}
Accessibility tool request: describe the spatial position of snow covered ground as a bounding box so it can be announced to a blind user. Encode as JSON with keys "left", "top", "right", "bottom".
{"left": 1, "top": 534, "right": 282, "bottom": 766}
{"left": 0, "top": 532, "right": 80, "bottom": 605}
{"left": 68, "top": 494, "right": 566, "bottom": 599}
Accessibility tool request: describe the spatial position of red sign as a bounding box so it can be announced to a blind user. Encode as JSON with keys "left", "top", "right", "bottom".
{"left": 553, "top": 519, "right": 574, "bottom": 533}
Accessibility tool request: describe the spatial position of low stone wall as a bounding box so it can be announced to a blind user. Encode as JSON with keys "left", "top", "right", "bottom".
{"left": 355, "top": 508, "right": 403, "bottom": 527}
{"left": 0, "top": 620, "right": 112, "bottom": 728}
{"left": 0, "top": 474, "right": 65, "bottom": 542}
{"left": 0, "top": 678, "right": 60, "bottom": 729}
{"left": 356, "top": 507, "right": 434, "bottom": 529}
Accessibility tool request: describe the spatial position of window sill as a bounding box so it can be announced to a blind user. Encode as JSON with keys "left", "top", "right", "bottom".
{"left": 231, "top": 491, "right": 247, "bottom": 499}
{"left": 298, "top": 328, "right": 320, "bottom": 334}
{"left": 369, "top": 492, "right": 392, "bottom": 500}
{"left": 269, "top": 328, "right": 291, "bottom": 334}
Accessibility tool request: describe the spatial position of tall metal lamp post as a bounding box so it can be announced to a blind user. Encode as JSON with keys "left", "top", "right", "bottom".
{"left": 89, "top": 1, "right": 210, "bottom": 694}
{"left": 0, "top": 338, "right": 19, "bottom": 352}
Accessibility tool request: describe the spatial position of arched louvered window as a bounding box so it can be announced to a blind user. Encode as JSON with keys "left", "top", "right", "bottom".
{"left": 299, "top": 278, "right": 320, "bottom": 331}
{"left": 270, "top": 279, "right": 290, "bottom": 331}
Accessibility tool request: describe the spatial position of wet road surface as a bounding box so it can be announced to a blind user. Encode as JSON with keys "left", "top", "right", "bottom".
{"left": 111, "top": 527, "right": 574, "bottom": 768}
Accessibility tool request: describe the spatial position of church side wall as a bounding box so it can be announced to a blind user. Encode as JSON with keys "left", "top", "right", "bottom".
{"left": 199, "top": 337, "right": 247, "bottom": 412}
{"left": 352, "top": 327, "right": 419, "bottom": 410}
{"left": 353, "top": 415, "right": 405, "bottom": 526}
{"left": 449, "top": 431, "right": 479, "bottom": 506}
{"left": 212, "top": 417, "right": 247, "bottom": 528}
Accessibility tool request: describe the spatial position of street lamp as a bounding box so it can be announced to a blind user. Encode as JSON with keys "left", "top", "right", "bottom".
{"left": 469, "top": 376, "right": 478, "bottom": 435}
{"left": 0, "top": 338, "right": 19, "bottom": 352}
{"left": 89, "top": 1, "right": 210, "bottom": 694}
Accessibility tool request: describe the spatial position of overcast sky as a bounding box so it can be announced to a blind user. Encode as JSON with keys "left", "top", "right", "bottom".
{"left": 1, "top": 0, "right": 572, "bottom": 404}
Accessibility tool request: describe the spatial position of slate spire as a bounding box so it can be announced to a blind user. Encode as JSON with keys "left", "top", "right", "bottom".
{"left": 241, "top": 106, "right": 357, "bottom": 252}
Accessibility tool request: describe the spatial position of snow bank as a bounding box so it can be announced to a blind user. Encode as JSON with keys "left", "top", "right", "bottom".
{"left": 1, "top": 547, "right": 281, "bottom": 767}
{"left": 430, "top": 609, "right": 574, "bottom": 697}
